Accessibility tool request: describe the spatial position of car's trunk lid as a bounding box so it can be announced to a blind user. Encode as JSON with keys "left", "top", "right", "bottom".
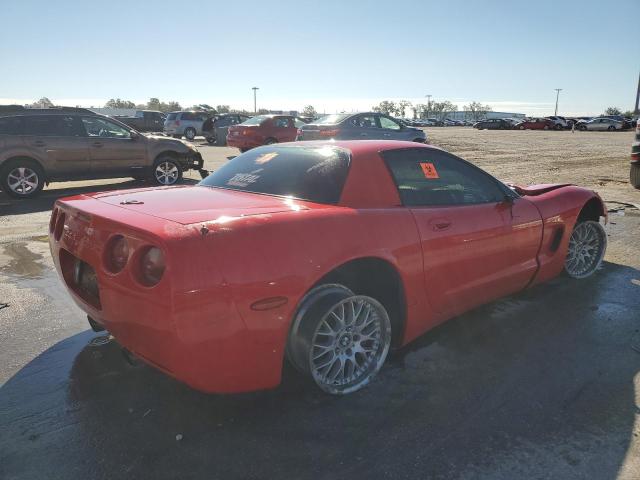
{"left": 91, "top": 185, "right": 305, "bottom": 225}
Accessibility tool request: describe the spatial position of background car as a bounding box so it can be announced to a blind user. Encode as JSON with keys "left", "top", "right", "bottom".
{"left": 296, "top": 112, "right": 427, "bottom": 143}
{"left": 546, "top": 116, "right": 568, "bottom": 129}
{"left": 514, "top": 118, "right": 557, "bottom": 130}
{"left": 202, "top": 113, "right": 251, "bottom": 145}
{"left": 473, "top": 118, "right": 513, "bottom": 130}
{"left": 163, "top": 111, "right": 212, "bottom": 140}
{"left": 602, "top": 115, "right": 634, "bottom": 130}
{"left": 0, "top": 106, "right": 204, "bottom": 197}
{"left": 114, "top": 110, "right": 166, "bottom": 132}
{"left": 630, "top": 119, "right": 640, "bottom": 188}
{"left": 227, "top": 114, "right": 305, "bottom": 152}
{"left": 49, "top": 140, "right": 607, "bottom": 396}
{"left": 578, "top": 117, "right": 624, "bottom": 131}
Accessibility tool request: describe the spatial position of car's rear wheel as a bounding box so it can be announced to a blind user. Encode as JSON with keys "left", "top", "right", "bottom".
{"left": 579, "top": 125, "right": 587, "bottom": 131}
{"left": 264, "top": 138, "right": 278, "bottom": 145}
{"left": 151, "top": 156, "right": 183, "bottom": 186}
{"left": 630, "top": 163, "right": 640, "bottom": 189}
{"left": 608, "top": 125, "right": 615, "bottom": 131}
{"left": 288, "top": 284, "right": 391, "bottom": 395}
{"left": 564, "top": 220, "right": 606, "bottom": 279}
{"left": 206, "top": 137, "right": 216, "bottom": 145}
{"left": 184, "top": 127, "right": 197, "bottom": 140}
{"left": 239, "top": 148, "right": 250, "bottom": 153}
{"left": 519, "top": 125, "right": 525, "bottom": 130}
{"left": 555, "top": 124, "right": 563, "bottom": 130}
{"left": 0, "top": 160, "right": 45, "bottom": 199}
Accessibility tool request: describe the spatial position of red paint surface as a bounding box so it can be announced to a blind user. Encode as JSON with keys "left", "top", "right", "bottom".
{"left": 49, "top": 140, "right": 606, "bottom": 393}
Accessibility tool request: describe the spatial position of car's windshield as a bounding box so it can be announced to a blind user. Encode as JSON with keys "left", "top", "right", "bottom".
{"left": 240, "top": 115, "right": 267, "bottom": 126}
{"left": 199, "top": 145, "right": 351, "bottom": 204}
{"left": 314, "top": 114, "right": 350, "bottom": 125}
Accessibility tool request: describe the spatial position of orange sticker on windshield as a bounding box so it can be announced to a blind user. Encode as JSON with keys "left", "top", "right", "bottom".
{"left": 420, "top": 162, "right": 439, "bottom": 179}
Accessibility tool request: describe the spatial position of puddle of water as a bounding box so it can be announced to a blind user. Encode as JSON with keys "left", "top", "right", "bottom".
{"left": 0, "top": 242, "right": 46, "bottom": 279}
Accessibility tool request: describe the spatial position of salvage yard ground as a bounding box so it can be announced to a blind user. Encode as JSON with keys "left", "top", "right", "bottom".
{"left": 1, "top": 127, "right": 639, "bottom": 480}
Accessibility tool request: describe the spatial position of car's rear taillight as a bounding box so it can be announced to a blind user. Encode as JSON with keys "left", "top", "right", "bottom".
{"left": 106, "top": 235, "right": 129, "bottom": 273}
{"left": 138, "top": 247, "right": 165, "bottom": 286}
{"left": 49, "top": 207, "right": 58, "bottom": 233}
{"left": 320, "top": 129, "right": 339, "bottom": 137}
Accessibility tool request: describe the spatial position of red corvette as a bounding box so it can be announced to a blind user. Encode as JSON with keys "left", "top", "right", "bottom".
{"left": 227, "top": 114, "right": 305, "bottom": 152}
{"left": 49, "top": 141, "right": 608, "bottom": 395}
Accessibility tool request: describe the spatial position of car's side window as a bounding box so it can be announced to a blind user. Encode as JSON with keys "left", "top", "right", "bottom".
{"left": 383, "top": 148, "right": 506, "bottom": 206}
{"left": 81, "top": 117, "right": 131, "bottom": 138}
{"left": 0, "top": 116, "right": 24, "bottom": 135}
{"left": 24, "top": 115, "right": 82, "bottom": 137}
{"left": 274, "top": 117, "right": 290, "bottom": 128}
{"left": 379, "top": 116, "right": 401, "bottom": 130}
{"left": 294, "top": 118, "right": 305, "bottom": 128}
{"left": 352, "top": 115, "right": 377, "bottom": 128}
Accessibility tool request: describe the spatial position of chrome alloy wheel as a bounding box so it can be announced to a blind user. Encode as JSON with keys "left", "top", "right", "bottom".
{"left": 7, "top": 167, "right": 39, "bottom": 195}
{"left": 154, "top": 161, "right": 179, "bottom": 185}
{"left": 309, "top": 296, "right": 391, "bottom": 395}
{"left": 565, "top": 220, "right": 607, "bottom": 279}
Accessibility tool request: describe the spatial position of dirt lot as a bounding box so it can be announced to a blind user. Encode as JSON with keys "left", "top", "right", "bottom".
{"left": 1, "top": 128, "right": 639, "bottom": 480}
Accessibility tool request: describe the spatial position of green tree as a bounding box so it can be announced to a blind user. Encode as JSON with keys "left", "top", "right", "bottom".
{"left": 216, "top": 105, "right": 230, "bottom": 114}
{"left": 604, "top": 106, "right": 622, "bottom": 116}
{"left": 301, "top": 105, "right": 317, "bottom": 118}
{"left": 463, "top": 101, "right": 492, "bottom": 121}
{"left": 144, "top": 98, "right": 182, "bottom": 113}
{"left": 431, "top": 100, "right": 458, "bottom": 120}
{"left": 30, "top": 97, "right": 54, "bottom": 108}
{"left": 105, "top": 98, "right": 136, "bottom": 109}
{"left": 372, "top": 100, "right": 397, "bottom": 115}
{"left": 397, "top": 100, "right": 413, "bottom": 118}
{"left": 258, "top": 108, "right": 269, "bottom": 115}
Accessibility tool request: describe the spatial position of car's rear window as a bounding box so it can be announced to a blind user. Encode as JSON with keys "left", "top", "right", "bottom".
{"left": 166, "top": 113, "right": 178, "bottom": 120}
{"left": 199, "top": 145, "right": 351, "bottom": 204}
{"left": 240, "top": 115, "right": 267, "bottom": 126}
{"left": 314, "top": 114, "right": 350, "bottom": 125}
{"left": 0, "top": 116, "right": 24, "bottom": 135}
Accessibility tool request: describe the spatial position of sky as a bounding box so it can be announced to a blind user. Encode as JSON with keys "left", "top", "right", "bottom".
{"left": 1, "top": 0, "right": 638, "bottom": 116}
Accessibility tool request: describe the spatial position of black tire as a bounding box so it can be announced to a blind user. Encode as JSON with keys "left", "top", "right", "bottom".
{"left": 239, "top": 148, "right": 250, "bottom": 153}
{"left": 579, "top": 125, "right": 587, "bottom": 131}
{"left": 608, "top": 125, "right": 615, "bottom": 131}
{"left": 206, "top": 137, "right": 216, "bottom": 145}
{"left": 264, "top": 138, "right": 278, "bottom": 145}
{"left": 630, "top": 163, "right": 640, "bottom": 189}
{"left": 564, "top": 220, "right": 607, "bottom": 279}
{"left": 519, "top": 125, "right": 525, "bottom": 130}
{"left": 555, "top": 124, "right": 562, "bottom": 130}
{"left": 184, "top": 127, "right": 196, "bottom": 140}
{"left": 150, "top": 156, "right": 183, "bottom": 186}
{"left": 287, "top": 283, "right": 392, "bottom": 395}
{"left": 0, "top": 159, "right": 45, "bottom": 199}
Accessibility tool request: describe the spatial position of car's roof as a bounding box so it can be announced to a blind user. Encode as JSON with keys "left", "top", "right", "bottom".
{"left": 0, "top": 106, "right": 95, "bottom": 117}
{"left": 272, "top": 139, "right": 439, "bottom": 155}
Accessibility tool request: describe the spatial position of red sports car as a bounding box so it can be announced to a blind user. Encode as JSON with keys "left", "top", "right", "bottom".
{"left": 49, "top": 141, "right": 608, "bottom": 395}
{"left": 514, "top": 118, "right": 558, "bottom": 130}
{"left": 227, "top": 114, "right": 306, "bottom": 152}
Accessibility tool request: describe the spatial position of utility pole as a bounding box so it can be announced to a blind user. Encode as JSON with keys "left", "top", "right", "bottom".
{"left": 554, "top": 88, "right": 562, "bottom": 116}
{"left": 634, "top": 71, "right": 640, "bottom": 115}
{"left": 252, "top": 87, "right": 259, "bottom": 114}
{"left": 425, "top": 94, "right": 432, "bottom": 119}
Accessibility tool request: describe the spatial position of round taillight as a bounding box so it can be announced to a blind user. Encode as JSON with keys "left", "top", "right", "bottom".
{"left": 107, "top": 235, "right": 129, "bottom": 273}
{"left": 49, "top": 208, "right": 58, "bottom": 233}
{"left": 139, "top": 247, "right": 165, "bottom": 286}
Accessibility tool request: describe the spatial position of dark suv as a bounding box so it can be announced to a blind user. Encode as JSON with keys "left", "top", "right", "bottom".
{"left": 0, "top": 106, "right": 204, "bottom": 198}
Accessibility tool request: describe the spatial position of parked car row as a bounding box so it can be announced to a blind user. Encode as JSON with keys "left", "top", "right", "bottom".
{"left": 472, "top": 115, "right": 635, "bottom": 132}
{"left": 228, "top": 112, "right": 427, "bottom": 152}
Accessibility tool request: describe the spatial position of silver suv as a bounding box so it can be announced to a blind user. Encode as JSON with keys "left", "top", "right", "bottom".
{"left": 163, "top": 111, "right": 212, "bottom": 140}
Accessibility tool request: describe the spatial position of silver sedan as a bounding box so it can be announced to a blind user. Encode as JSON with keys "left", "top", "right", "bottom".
{"left": 579, "top": 118, "right": 624, "bottom": 131}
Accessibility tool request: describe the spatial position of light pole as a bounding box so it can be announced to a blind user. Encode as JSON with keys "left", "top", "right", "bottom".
{"left": 252, "top": 87, "right": 259, "bottom": 114}
{"left": 425, "top": 94, "right": 432, "bottom": 119}
{"left": 554, "top": 88, "right": 562, "bottom": 116}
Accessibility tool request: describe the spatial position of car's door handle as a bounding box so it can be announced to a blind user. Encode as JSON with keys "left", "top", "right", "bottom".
{"left": 92, "top": 142, "right": 103, "bottom": 148}
{"left": 429, "top": 219, "right": 452, "bottom": 231}
{"left": 33, "top": 141, "right": 46, "bottom": 147}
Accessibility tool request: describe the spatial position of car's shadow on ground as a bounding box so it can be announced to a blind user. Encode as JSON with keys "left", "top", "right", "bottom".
{"left": 1, "top": 261, "right": 639, "bottom": 479}
{"left": 0, "top": 178, "right": 200, "bottom": 217}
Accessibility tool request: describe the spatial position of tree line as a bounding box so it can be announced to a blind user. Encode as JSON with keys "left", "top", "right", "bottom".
{"left": 371, "top": 100, "right": 493, "bottom": 121}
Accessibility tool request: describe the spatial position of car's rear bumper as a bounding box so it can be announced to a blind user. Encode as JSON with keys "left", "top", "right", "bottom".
{"left": 226, "top": 136, "right": 262, "bottom": 149}
{"left": 48, "top": 200, "right": 283, "bottom": 393}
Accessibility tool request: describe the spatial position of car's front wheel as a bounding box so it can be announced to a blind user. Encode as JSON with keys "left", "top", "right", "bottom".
{"left": 608, "top": 125, "right": 615, "bottom": 131}
{"left": 151, "top": 156, "right": 183, "bottom": 186}
{"left": 564, "top": 220, "right": 607, "bottom": 279}
{"left": 288, "top": 284, "right": 392, "bottom": 395}
{"left": 0, "top": 160, "right": 45, "bottom": 199}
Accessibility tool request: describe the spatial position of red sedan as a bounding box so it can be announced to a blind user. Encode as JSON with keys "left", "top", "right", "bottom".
{"left": 49, "top": 141, "right": 607, "bottom": 395}
{"left": 227, "top": 114, "right": 305, "bottom": 152}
